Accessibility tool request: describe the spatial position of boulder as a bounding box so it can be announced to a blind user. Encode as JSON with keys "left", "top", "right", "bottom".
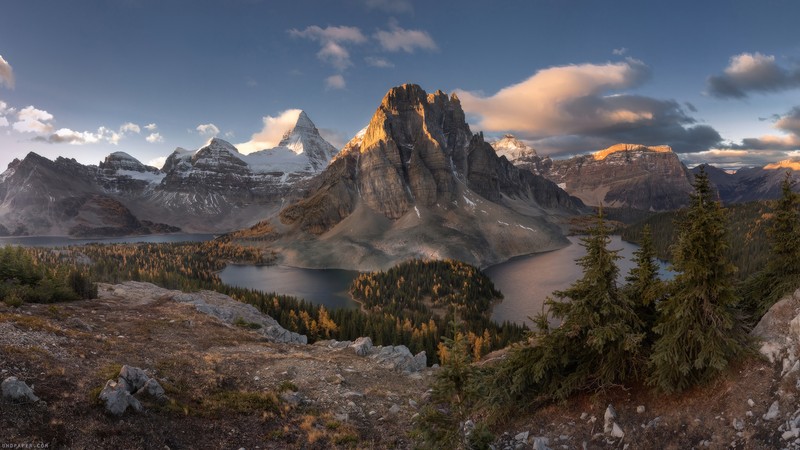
{"left": 350, "top": 337, "right": 373, "bottom": 356}
{"left": 1, "top": 376, "right": 39, "bottom": 402}
{"left": 119, "top": 365, "right": 150, "bottom": 392}
{"left": 99, "top": 380, "right": 143, "bottom": 416}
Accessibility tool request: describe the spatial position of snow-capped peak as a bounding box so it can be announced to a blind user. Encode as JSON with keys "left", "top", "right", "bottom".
{"left": 202, "top": 137, "right": 241, "bottom": 155}
{"left": 491, "top": 134, "right": 537, "bottom": 162}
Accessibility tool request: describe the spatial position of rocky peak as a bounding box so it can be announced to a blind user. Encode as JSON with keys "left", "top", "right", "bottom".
{"left": 492, "top": 135, "right": 538, "bottom": 160}
{"left": 593, "top": 143, "right": 673, "bottom": 160}
{"left": 272, "top": 110, "right": 338, "bottom": 171}
{"left": 99, "top": 152, "right": 153, "bottom": 173}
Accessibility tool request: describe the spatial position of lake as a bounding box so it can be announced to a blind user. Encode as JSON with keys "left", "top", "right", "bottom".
{"left": 0, "top": 233, "right": 217, "bottom": 247}
{"left": 220, "top": 235, "right": 671, "bottom": 326}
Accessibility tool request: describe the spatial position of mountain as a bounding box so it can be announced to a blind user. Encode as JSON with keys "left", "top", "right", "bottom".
{"left": 491, "top": 134, "right": 552, "bottom": 174}
{"left": 540, "top": 143, "right": 694, "bottom": 211}
{"left": 692, "top": 160, "right": 800, "bottom": 204}
{"left": 271, "top": 84, "right": 584, "bottom": 270}
{"left": 0, "top": 111, "right": 338, "bottom": 235}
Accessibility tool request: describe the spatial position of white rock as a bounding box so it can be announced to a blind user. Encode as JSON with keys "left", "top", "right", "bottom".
{"left": 748, "top": 398, "right": 755, "bottom": 407}
{"left": 764, "top": 400, "right": 781, "bottom": 421}
{"left": 611, "top": 423, "right": 625, "bottom": 438}
{"left": 636, "top": 405, "right": 646, "bottom": 414}
{"left": 604, "top": 404, "right": 617, "bottom": 434}
{"left": 732, "top": 418, "right": 744, "bottom": 431}
{"left": 515, "top": 431, "right": 529, "bottom": 442}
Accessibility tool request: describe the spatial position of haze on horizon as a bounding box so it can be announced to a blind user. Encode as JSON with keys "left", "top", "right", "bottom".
{"left": 1, "top": 0, "right": 799, "bottom": 171}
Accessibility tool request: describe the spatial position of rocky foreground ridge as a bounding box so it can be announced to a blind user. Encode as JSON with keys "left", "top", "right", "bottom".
{"left": 5, "top": 284, "right": 800, "bottom": 448}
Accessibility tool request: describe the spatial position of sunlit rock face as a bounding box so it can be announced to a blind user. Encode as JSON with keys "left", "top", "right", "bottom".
{"left": 543, "top": 144, "right": 694, "bottom": 211}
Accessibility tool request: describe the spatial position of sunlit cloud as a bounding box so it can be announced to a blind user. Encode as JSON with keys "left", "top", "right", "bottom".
{"left": 457, "top": 59, "right": 722, "bottom": 155}
{"left": 681, "top": 148, "right": 792, "bottom": 169}
{"left": 236, "top": 109, "right": 302, "bottom": 154}
{"left": 13, "top": 106, "right": 54, "bottom": 134}
{"left": 374, "top": 21, "right": 437, "bottom": 53}
{"left": 146, "top": 132, "right": 164, "bottom": 143}
{"left": 725, "top": 106, "right": 800, "bottom": 151}
{"left": 196, "top": 123, "right": 220, "bottom": 136}
{"left": 707, "top": 52, "right": 800, "bottom": 99}
{"left": 325, "top": 74, "right": 346, "bottom": 90}
{"left": 0, "top": 55, "right": 14, "bottom": 89}
{"left": 0, "top": 117, "right": 8, "bottom": 127}
{"left": 144, "top": 123, "right": 157, "bottom": 131}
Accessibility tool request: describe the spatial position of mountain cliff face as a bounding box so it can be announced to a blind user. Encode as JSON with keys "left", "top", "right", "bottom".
{"left": 274, "top": 84, "right": 584, "bottom": 270}
{"left": 541, "top": 144, "right": 694, "bottom": 211}
{"left": 0, "top": 111, "right": 337, "bottom": 235}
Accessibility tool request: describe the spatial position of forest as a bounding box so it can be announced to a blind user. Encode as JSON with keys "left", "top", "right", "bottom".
{"left": 0, "top": 237, "right": 526, "bottom": 366}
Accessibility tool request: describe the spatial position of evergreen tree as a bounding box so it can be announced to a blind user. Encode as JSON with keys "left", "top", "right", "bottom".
{"left": 741, "top": 172, "right": 800, "bottom": 319}
{"left": 487, "top": 211, "right": 645, "bottom": 412}
{"left": 623, "top": 224, "right": 663, "bottom": 342}
{"left": 649, "top": 166, "right": 748, "bottom": 393}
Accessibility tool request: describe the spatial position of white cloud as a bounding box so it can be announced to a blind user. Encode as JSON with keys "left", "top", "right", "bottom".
{"left": 236, "top": 109, "right": 302, "bottom": 154}
{"left": 325, "top": 74, "right": 346, "bottom": 90}
{"left": 0, "top": 100, "right": 13, "bottom": 115}
{"left": 45, "top": 128, "right": 102, "bottom": 144}
{"left": 374, "top": 21, "right": 437, "bottom": 53}
{"left": 365, "top": 56, "right": 394, "bottom": 68}
{"left": 13, "top": 106, "right": 54, "bottom": 134}
{"left": 288, "top": 25, "right": 367, "bottom": 71}
{"left": 0, "top": 55, "right": 14, "bottom": 89}
{"left": 146, "top": 132, "right": 164, "bottom": 143}
{"left": 120, "top": 122, "right": 140, "bottom": 134}
{"left": 148, "top": 156, "right": 168, "bottom": 169}
{"left": 196, "top": 123, "right": 220, "bottom": 136}
{"left": 0, "top": 116, "right": 9, "bottom": 127}
{"left": 144, "top": 123, "right": 157, "bottom": 131}
{"left": 612, "top": 47, "right": 628, "bottom": 56}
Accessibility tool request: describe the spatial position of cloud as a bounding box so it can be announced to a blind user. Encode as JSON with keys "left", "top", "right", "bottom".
{"left": 148, "top": 156, "right": 168, "bottom": 169}
{"left": 144, "top": 123, "right": 157, "bottom": 131}
{"left": 0, "top": 117, "right": 7, "bottom": 127}
{"left": 0, "top": 55, "right": 14, "bottom": 89}
{"left": 707, "top": 52, "right": 800, "bottom": 99}
{"left": 325, "top": 74, "right": 346, "bottom": 90}
{"left": 722, "top": 107, "right": 800, "bottom": 152}
{"left": 120, "top": 122, "right": 140, "bottom": 134}
{"left": 457, "top": 59, "right": 722, "bottom": 155}
{"left": 13, "top": 106, "right": 54, "bottom": 134}
{"left": 146, "top": 132, "right": 164, "bottom": 143}
{"left": 612, "top": 47, "right": 628, "bottom": 56}
{"left": 288, "top": 25, "right": 367, "bottom": 71}
{"left": 35, "top": 126, "right": 126, "bottom": 145}
{"left": 196, "top": 123, "right": 220, "bottom": 136}
{"left": 361, "top": 0, "right": 413, "bottom": 13}
{"left": 374, "top": 21, "right": 437, "bottom": 53}
{"left": 365, "top": 56, "right": 394, "bottom": 68}
{"left": 236, "top": 109, "right": 302, "bottom": 154}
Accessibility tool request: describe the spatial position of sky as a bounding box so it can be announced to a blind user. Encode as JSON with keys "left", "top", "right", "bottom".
{"left": 1, "top": 0, "right": 800, "bottom": 171}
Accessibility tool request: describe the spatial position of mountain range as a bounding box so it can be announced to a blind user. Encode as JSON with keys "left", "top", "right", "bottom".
{"left": 1, "top": 83, "right": 799, "bottom": 269}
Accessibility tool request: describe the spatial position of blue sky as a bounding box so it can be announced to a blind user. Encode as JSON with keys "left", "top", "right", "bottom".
{"left": 1, "top": 0, "right": 800, "bottom": 170}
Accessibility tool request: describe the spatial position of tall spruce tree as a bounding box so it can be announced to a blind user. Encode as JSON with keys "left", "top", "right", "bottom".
{"left": 624, "top": 224, "right": 663, "bottom": 343}
{"left": 492, "top": 211, "right": 644, "bottom": 409}
{"left": 649, "top": 166, "right": 747, "bottom": 393}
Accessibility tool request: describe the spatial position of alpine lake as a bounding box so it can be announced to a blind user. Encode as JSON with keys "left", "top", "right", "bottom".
{"left": 5, "top": 233, "right": 670, "bottom": 327}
